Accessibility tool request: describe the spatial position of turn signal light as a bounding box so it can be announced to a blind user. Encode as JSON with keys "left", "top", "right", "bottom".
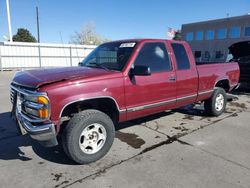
{"left": 37, "top": 96, "right": 49, "bottom": 105}
{"left": 37, "top": 96, "right": 49, "bottom": 118}
{"left": 38, "top": 109, "right": 49, "bottom": 119}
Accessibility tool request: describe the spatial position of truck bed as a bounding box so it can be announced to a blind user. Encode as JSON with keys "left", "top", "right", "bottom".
{"left": 196, "top": 62, "right": 239, "bottom": 95}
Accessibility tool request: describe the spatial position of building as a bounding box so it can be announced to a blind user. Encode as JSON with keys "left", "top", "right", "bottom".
{"left": 181, "top": 14, "right": 250, "bottom": 62}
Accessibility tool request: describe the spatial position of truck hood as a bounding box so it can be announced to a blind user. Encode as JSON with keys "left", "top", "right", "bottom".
{"left": 229, "top": 41, "right": 250, "bottom": 59}
{"left": 12, "top": 67, "right": 113, "bottom": 89}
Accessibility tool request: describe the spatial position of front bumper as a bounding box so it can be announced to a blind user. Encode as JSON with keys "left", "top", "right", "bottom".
{"left": 16, "top": 112, "right": 58, "bottom": 147}
{"left": 11, "top": 84, "right": 58, "bottom": 147}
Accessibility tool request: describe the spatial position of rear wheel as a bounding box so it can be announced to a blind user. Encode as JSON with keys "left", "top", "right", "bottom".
{"left": 204, "top": 87, "right": 227, "bottom": 116}
{"left": 62, "top": 109, "right": 115, "bottom": 164}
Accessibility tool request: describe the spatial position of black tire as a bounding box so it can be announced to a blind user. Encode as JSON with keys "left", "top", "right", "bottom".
{"left": 62, "top": 109, "right": 115, "bottom": 164}
{"left": 204, "top": 87, "right": 227, "bottom": 116}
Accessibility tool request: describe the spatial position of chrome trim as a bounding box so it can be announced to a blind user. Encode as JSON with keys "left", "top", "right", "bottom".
{"left": 198, "top": 90, "right": 213, "bottom": 96}
{"left": 21, "top": 111, "right": 48, "bottom": 123}
{"left": 14, "top": 97, "right": 58, "bottom": 146}
{"left": 232, "top": 83, "right": 240, "bottom": 90}
{"left": 119, "top": 109, "right": 127, "bottom": 114}
{"left": 126, "top": 91, "right": 212, "bottom": 113}
{"left": 11, "top": 84, "right": 51, "bottom": 122}
{"left": 230, "top": 83, "right": 239, "bottom": 90}
{"left": 24, "top": 101, "right": 45, "bottom": 110}
{"left": 23, "top": 120, "right": 54, "bottom": 134}
{"left": 10, "top": 85, "right": 46, "bottom": 96}
{"left": 127, "top": 98, "right": 176, "bottom": 113}
{"left": 60, "top": 90, "right": 215, "bottom": 116}
{"left": 59, "top": 96, "right": 125, "bottom": 118}
{"left": 17, "top": 113, "right": 57, "bottom": 145}
{"left": 176, "top": 94, "right": 197, "bottom": 102}
{"left": 10, "top": 88, "right": 15, "bottom": 103}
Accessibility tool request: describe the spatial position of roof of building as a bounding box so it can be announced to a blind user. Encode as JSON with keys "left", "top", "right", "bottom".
{"left": 182, "top": 14, "right": 250, "bottom": 26}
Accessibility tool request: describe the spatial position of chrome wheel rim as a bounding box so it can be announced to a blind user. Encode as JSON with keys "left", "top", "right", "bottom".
{"left": 79, "top": 123, "right": 107, "bottom": 154}
{"left": 215, "top": 94, "right": 224, "bottom": 111}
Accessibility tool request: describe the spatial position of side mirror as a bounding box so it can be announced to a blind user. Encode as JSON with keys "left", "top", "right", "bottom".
{"left": 130, "top": 65, "right": 151, "bottom": 76}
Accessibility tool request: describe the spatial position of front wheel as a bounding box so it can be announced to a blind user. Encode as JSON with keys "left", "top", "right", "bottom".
{"left": 62, "top": 110, "right": 115, "bottom": 164}
{"left": 204, "top": 87, "right": 227, "bottom": 116}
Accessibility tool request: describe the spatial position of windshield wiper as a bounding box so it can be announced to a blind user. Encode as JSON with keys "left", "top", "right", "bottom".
{"left": 87, "top": 62, "right": 110, "bottom": 71}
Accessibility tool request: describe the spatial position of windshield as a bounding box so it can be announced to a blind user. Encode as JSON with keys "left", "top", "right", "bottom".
{"left": 80, "top": 41, "right": 136, "bottom": 71}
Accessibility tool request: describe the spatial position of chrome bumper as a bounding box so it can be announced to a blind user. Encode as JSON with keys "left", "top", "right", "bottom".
{"left": 11, "top": 84, "right": 58, "bottom": 147}
{"left": 16, "top": 112, "right": 58, "bottom": 147}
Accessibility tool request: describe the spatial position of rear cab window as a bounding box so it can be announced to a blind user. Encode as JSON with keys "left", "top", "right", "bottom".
{"left": 133, "top": 42, "right": 172, "bottom": 73}
{"left": 171, "top": 43, "right": 190, "bottom": 70}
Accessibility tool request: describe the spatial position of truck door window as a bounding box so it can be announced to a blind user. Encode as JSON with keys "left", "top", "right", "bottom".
{"left": 134, "top": 42, "right": 171, "bottom": 73}
{"left": 171, "top": 43, "right": 190, "bottom": 70}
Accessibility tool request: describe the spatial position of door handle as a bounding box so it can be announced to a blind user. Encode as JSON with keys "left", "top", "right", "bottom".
{"left": 169, "top": 76, "right": 176, "bottom": 81}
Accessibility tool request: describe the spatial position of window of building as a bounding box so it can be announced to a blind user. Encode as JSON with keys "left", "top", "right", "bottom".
{"left": 186, "top": 32, "right": 193, "bottom": 41}
{"left": 205, "top": 30, "right": 215, "bottom": 40}
{"left": 194, "top": 51, "right": 201, "bottom": 58}
{"left": 245, "top": 27, "right": 250, "bottom": 37}
{"left": 215, "top": 51, "right": 224, "bottom": 59}
{"left": 217, "top": 28, "right": 227, "bottom": 39}
{"left": 134, "top": 42, "right": 171, "bottom": 73}
{"left": 195, "top": 31, "right": 203, "bottom": 40}
{"left": 171, "top": 43, "right": 190, "bottom": 70}
{"left": 203, "top": 51, "right": 211, "bottom": 61}
{"left": 229, "top": 26, "right": 241, "bottom": 38}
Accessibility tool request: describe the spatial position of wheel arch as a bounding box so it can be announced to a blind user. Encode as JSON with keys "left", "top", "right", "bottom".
{"left": 59, "top": 96, "right": 122, "bottom": 124}
{"left": 214, "top": 79, "right": 230, "bottom": 92}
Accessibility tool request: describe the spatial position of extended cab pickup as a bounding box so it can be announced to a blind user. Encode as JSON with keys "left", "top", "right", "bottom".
{"left": 10, "top": 39, "right": 239, "bottom": 164}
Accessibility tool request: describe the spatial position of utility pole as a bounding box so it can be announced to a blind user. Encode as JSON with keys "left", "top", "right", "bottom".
{"left": 36, "top": 6, "right": 40, "bottom": 43}
{"left": 6, "top": 0, "right": 13, "bottom": 42}
{"left": 36, "top": 6, "right": 41, "bottom": 67}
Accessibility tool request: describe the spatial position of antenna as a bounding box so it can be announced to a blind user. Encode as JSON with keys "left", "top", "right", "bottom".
{"left": 75, "top": 43, "right": 81, "bottom": 65}
{"left": 59, "top": 31, "right": 69, "bottom": 65}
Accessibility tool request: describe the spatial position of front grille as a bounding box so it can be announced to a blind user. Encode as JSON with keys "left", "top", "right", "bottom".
{"left": 10, "top": 88, "right": 17, "bottom": 104}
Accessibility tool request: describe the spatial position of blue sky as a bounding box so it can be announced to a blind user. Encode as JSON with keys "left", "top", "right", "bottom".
{"left": 0, "top": 0, "right": 249, "bottom": 43}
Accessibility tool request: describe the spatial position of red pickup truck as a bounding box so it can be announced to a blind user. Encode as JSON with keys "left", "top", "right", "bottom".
{"left": 10, "top": 39, "right": 239, "bottom": 164}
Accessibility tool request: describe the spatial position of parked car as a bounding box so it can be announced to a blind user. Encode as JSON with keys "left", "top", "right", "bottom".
{"left": 229, "top": 41, "right": 250, "bottom": 90}
{"left": 10, "top": 39, "right": 239, "bottom": 164}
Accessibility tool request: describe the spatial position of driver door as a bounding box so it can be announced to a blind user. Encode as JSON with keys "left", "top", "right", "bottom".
{"left": 124, "top": 42, "right": 176, "bottom": 120}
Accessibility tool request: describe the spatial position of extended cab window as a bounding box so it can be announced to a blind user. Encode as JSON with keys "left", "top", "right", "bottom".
{"left": 171, "top": 43, "right": 190, "bottom": 70}
{"left": 134, "top": 42, "right": 171, "bottom": 73}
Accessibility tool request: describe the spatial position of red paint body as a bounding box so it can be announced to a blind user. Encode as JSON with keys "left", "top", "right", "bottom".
{"left": 12, "top": 39, "right": 240, "bottom": 133}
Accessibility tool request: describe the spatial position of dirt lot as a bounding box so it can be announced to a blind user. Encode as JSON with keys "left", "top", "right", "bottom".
{"left": 1, "top": 71, "right": 250, "bottom": 188}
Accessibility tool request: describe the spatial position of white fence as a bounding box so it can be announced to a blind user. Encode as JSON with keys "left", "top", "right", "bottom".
{"left": 0, "top": 41, "right": 96, "bottom": 71}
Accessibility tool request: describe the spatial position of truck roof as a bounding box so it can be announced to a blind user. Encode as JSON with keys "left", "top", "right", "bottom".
{"left": 104, "top": 38, "right": 185, "bottom": 44}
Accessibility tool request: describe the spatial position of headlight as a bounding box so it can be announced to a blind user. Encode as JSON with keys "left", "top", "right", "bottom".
{"left": 24, "top": 96, "right": 50, "bottom": 119}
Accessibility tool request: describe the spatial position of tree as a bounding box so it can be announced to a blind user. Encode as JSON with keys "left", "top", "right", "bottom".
{"left": 173, "top": 30, "right": 182, "bottom": 40}
{"left": 13, "top": 28, "right": 37, "bottom": 42}
{"left": 71, "top": 22, "right": 111, "bottom": 45}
